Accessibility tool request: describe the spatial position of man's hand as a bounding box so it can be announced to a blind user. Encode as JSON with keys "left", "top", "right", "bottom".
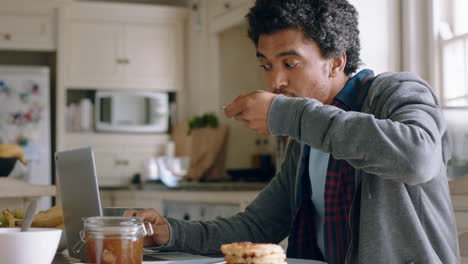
{"left": 224, "top": 90, "right": 277, "bottom": 135}
{"left": 124, "top": 208, "right": 169, "bottom": 247}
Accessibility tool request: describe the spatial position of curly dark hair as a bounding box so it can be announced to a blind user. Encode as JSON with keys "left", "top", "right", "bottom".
{"left": 246, "top": 0, "right": 361, "bottom": 75}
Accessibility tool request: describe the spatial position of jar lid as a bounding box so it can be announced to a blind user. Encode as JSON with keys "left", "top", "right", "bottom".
{"left": 84, "top": 216, "right": 145, "bottom": 237}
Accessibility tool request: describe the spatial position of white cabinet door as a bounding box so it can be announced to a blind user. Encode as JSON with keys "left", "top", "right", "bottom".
{"left": 59, "top": 2, "right": 186, "bottom": 91}
{"left": 66, "top": 21, "right": 183, "bottom": 90}
{"left": 93, "top": 149, "right": 132, "bottom": 187}
{"left": 93, "top": 148, "right": 148, "bottom": 187}
{"left": 123, "top": 23, "right": 180, "bottom": 90}
{"left": 67, "top": 22, "right": 123, "bottom": 87}
{"left": 112, "top": 191, "right": 137, "bottom": 207}
{"left": 209, "top": 0, "right": 252, "bottom": 18}
{"left": 0, "top": 13, "right": 55, "bottom": 51}
{"left": 99, "top": 190, "right": 114, "bottom": 208}
{"left": 93, "top": 149, "right": 121, "bottom": 186}
{"left": 207, "top": 0, "right": 254, "bottom": 33}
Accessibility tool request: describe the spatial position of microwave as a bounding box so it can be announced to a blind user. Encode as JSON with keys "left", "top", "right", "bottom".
{"left": 95, "top": 90, "right": 169, "bottom": 133}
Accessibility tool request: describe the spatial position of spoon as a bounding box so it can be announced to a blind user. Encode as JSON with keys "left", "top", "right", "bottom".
{"left": 21, "top": 198, "right": 38, "bottom": 232}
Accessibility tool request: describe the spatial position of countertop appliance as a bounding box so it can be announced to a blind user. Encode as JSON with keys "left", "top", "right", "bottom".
{"left": 95, "top": 90, "right": 169, "bottom": 133}
{"left": 0, "top": 65, "right": 52, "bottom": 210}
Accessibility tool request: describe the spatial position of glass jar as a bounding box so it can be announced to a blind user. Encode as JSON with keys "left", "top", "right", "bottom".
{"left": 82, "top": 216, "right": 153, "bottom": 264}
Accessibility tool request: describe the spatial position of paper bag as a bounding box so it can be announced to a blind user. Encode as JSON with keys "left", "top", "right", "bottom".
{"left": 171, "top": 123, "right": 192, "bottom": 157}
{"left": 171, "top": 123, "right": 229, "bottom": 181}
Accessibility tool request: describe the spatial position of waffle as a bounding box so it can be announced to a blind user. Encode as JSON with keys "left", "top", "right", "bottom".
{"left": 221, "top": 242, "right": 286, "bottom": 264}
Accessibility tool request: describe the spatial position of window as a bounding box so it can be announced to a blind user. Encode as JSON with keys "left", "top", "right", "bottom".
{"left": 438, "top": 0, "right": 468, "bottom": 107}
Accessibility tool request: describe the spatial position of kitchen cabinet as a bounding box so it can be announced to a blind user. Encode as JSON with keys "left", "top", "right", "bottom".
{"left": 94, "top": 149, "right": 151, "bottom": 188}
{"left": 452, "top": 195, "right": 468, "bottom": 234}
{"left": 450, "top": 175, "right": 468, "bottom": 234}
{"left": 100, "top": 189, "right": 259, "bottom": 220}
{"left": 101, "top": 188, "right": 289, "bottom": 249}
{"left": 0, "top": 1, "right": 57, "bottom": 51}
{"left": 123, "top": 24, "right": 179, "bottom": 89}
{"left": 62, "top": 139, "right": 165, "bottom": 188}
{"left": 55, "top": 2, "right": 187, "bottom": 181}
{"left": 452, "top": 195, "right": 468, "bottom": 262}
{"left": 206, "top": 0, "right": 254, "bottom": 34}
{"left": 99, "top": 190, "right": 113, "bottom": 208}
{"left": 209, "top": 0, "right": 252, "bottom": 18}
{"left": 164, "top": 201, "right": 239, "bottom": 221}
{"left": 450, "top": 174, "right": 468, "bottom": 261}
{"left": 59, "top": 1, "right": 186, "bottom": 90}
{"left": 93, "top": 149, "right": 131, "bottom": 187}
{"left": 67, "top": 22, "right": 121, "bottom": 87}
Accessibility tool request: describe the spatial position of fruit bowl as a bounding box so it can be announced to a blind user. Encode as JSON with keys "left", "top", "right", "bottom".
{"left": 0, "top": 227, "right": 62, "bottom": 264}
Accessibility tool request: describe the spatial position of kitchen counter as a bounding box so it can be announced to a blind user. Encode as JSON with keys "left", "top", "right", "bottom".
{"left": 99, "top": 181, "right": 269, "bottom": 192}
{"left": 451, "top": 171, "right": 468, "bottom": 264}
{"left": 140, "top": 181, "right": 269, "bottom": 191}
{"left": 0, "top": 178, "right": 56, "bottom": 210}
{"left": 0, "top": 178, "right": 56, "bottom": 198}
{"left": 449, "top": 174, "right": 468, "bottom": 195}
{"left": 461, "top": 232, "right": 468, "bottom": 263}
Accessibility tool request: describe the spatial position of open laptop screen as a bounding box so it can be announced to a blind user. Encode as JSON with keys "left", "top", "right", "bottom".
{"left": 55, "top": 147, "right": 102, "bottom": 261}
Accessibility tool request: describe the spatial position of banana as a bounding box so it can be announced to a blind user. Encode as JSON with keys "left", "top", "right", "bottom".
{"left": 2, "top": 210, "right": 17, "bottom": 227}
{"left": 0, "top": 144, "right": 26, "bottom": 164}
{"left": 0, "top": 205, "right": 64, "bottom": 228}
{"left": 0, "top": 212, "right": 7, "bottom": 227}
{"left": 31, "top": 205, "right": 64, "bottom": 228}
{"left": 11, "top": 208, "right": 25, "bottom": 219}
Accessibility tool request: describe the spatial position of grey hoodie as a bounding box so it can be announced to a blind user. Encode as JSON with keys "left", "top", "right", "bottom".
{"left": 163, "top": 72, "right": 460, "bottom": 263}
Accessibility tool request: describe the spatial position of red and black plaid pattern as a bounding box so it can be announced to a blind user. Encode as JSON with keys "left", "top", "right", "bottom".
{"left": 287, "top": 144, "right": 355, "bottom": 264}
{"left": 287, "top": 161, "right": 325, "bottom": 261}
{"left": 287, "top": 70, "right": 374, "bottom": 264}
{"left": 322, "top": 99, "right": 355, "bottom": 264}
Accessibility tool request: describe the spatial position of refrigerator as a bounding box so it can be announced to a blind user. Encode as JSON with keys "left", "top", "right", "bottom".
{"left": 0, "top": 65, "right": 52, "bottom": 210}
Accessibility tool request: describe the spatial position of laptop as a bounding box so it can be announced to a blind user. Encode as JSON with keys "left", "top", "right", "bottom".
{"left": 55, "top": 147, "right": 102, "bottom": 261}
{"left": 55, "top": 147, "right": 170, "bottom": 261}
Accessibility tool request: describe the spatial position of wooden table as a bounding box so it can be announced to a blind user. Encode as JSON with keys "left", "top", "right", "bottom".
{"left": 52, "top": 251, "right": 217, "bottom": 264}
{"left": 52, "top": 252, "right": 79, "bottom": 264}
{"left": 52, "top": 251, "right": 327, "bottom": 263}
{"left": 0, "top": 178, "right": 56, "bottom": 209}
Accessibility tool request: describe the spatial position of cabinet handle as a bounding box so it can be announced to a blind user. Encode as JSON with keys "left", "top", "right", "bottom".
{"left": 116, "top": 58, "right": 130, "bottom": 64}
{"left": 115, "top": 160, "right": 129, "bottom": 165}
{"left": 3, "top": 33, "right": 11, "bottom": 41}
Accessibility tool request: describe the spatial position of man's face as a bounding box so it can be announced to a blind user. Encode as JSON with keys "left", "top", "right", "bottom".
{"left": 257, "top": 28, "right": 335, "bottom": 103}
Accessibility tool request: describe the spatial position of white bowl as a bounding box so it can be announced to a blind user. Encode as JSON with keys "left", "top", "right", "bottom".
{"left": 0, "top": 228, "right": 62, "bottom": 264}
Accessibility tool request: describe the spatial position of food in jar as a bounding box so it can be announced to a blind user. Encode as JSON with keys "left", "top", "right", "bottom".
{"left": 86, "top": 237, "right": 143, "bottom": 264}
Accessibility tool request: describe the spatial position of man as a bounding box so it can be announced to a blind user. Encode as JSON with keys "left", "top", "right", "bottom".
{"left": 125, "top": 0, "right": 460, "bottom": 263}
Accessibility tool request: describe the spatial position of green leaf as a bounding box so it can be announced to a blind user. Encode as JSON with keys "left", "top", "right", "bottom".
{"left": 187, "top": 113, "right": 219, "bottom": 135}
